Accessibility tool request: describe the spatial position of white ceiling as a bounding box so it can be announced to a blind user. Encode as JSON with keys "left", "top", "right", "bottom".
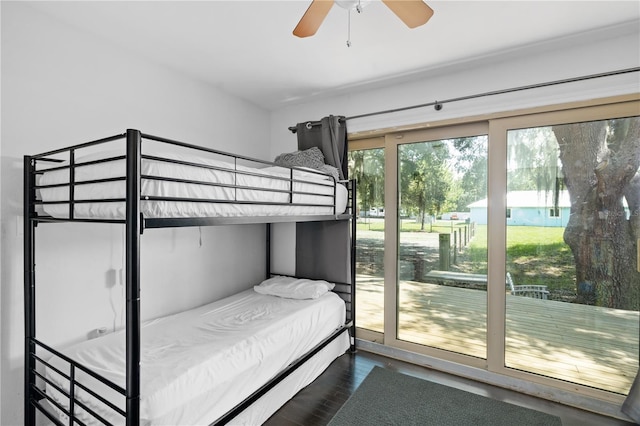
{"left": 25, "top": 1, "right": 640, "bottom": 110}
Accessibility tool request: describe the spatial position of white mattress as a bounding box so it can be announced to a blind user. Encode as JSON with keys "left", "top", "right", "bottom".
{"left": 45, "top": 289, "right": 348, "bottom": 425}
{"left": 38, "top": 152, "right": 348, "bottom": 219}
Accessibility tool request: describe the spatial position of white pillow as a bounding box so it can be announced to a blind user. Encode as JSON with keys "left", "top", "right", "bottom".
{"left": 254, "top": 276, "right": 335, "bottom": 300}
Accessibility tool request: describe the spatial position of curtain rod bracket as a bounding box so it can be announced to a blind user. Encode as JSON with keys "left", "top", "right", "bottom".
{"left": 288, "top": 116, "right": 347, "bottom": 133}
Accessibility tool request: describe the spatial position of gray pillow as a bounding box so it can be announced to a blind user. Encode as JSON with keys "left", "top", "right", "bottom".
{"left": 274, "top": 147, "right": 325, "bottom": 170}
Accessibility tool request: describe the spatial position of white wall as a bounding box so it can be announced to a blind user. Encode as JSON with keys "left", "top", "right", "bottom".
{"left": 1, "top": 3, "right": 271, "bottom": 425}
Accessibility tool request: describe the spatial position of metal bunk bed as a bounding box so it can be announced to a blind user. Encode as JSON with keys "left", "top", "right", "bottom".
{"left": 24, "top": 129, "right": 356, "bottom": 426}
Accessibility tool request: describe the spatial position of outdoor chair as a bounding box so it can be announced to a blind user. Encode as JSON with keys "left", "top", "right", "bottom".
{"left": 506, "top": 272, "right": 550, "bottom": 300}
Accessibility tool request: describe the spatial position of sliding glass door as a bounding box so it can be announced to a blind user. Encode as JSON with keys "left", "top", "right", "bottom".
{"left": 397, "top": 135, "right": 488, "bottom": 359}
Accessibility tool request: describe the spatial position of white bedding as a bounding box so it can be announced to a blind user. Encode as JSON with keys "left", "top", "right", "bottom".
{"left": 38, "top": 152, "right": 348, "bottom": 220}
{"left": 45, "top": 289, "right": 348, "bottom": 425}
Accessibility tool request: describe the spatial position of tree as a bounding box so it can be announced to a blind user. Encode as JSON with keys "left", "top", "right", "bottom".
{"left": 507, "top": 128, "right": 561, "bottom": 193}
{"left": 349, "top": 149, "right": 384, "bottom": 219}
{"left": 453, "top": 136, "right": 488, "bottom": 211}
{"left": 553, "top": 118, "right": 640, "bottom": 310}
{"left": 400, "top": 143, "right": 451, "bottom": 230}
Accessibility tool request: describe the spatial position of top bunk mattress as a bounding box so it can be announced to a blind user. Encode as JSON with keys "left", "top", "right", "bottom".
{"left": 45, "top": 287, "right": 348, "bottom": 425}
{"left": 36, "top": 150, "right": 349, "bottom": 220}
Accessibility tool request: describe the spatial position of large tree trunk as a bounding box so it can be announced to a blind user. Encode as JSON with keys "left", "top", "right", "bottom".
{"left": 553, "top": 118, "right": 640, "bottom": 310}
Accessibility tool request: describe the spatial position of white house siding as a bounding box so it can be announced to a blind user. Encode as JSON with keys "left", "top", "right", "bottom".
{"left": 469, "top": 191, "right": 571, "bottom": 227}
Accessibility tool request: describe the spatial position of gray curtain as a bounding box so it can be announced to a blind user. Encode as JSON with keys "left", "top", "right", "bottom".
{"left": 295, "top": 115, "right": 350, "bottom": 284}
{"left": 296, "top": 115, "right": 348, "bottom": 180}
{"left": 622, "top": 372, "right": 640, "bottom": 423}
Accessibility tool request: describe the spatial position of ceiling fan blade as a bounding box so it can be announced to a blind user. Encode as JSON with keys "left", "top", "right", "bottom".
{"left": 293, "top": 0, "right": 335, "bottom": 38}
{"left": 381, "top": 0, "right": 434, "bottom": 29}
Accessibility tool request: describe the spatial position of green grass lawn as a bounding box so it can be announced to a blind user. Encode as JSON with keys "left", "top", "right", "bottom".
{"left": 356, "top": 220, "right": 576, "bottom": 296}
{"left": 466, "top": 225, "right": 574, "bottom": 292}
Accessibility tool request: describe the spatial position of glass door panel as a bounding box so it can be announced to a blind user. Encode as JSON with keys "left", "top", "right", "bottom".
{"left": 505, "top": 117, "right": 639, "bottom": 394}
{"left": 397, "top": 136, "right": 488, "bottom": 358}
{"left": 349, "top": 148, "right": 385, "bottom": 333}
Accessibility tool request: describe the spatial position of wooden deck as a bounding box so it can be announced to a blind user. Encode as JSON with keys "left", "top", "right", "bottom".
{"left": 357, "top": 277, "right": 639, "bottom": 395}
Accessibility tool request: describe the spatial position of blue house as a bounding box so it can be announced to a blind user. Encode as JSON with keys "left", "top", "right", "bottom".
{"left": 468, "top": 190, "right": 571, "bottom": 227}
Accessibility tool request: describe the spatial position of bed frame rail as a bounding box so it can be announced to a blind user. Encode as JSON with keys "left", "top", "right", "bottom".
{"left": 27, "top": 338, "right": 126, "bottom": 426}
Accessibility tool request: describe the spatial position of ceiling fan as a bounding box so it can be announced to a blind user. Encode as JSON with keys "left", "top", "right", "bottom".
{"left": 293, "top": 0, "right": 434, "bottom": 38}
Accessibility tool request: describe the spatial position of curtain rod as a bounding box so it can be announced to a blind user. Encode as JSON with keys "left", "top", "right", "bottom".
{"left": 288, "top": 67, "right": 639, "bottom": 132}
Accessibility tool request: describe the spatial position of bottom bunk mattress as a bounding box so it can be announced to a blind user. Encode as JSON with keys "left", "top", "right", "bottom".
{"left": 44, "top": 287, "right": 349, "bottom": 425}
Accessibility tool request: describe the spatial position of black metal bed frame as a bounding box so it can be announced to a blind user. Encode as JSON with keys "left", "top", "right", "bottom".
{"left": 24, "top": 129, "right": 356, "bottom": 426}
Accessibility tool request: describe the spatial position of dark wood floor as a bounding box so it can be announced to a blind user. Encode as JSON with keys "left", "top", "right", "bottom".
{"left": 263, "top": 350, "right": 636, "bottom": 426}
